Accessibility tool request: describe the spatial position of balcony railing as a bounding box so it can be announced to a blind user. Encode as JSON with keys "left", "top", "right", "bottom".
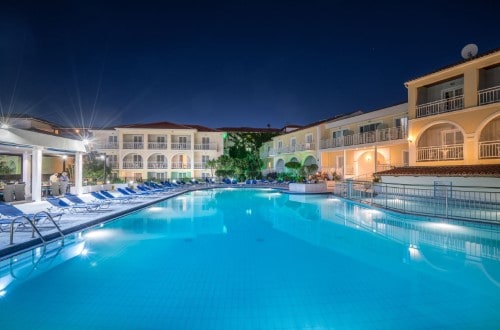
{"left": 148, "top": 142, "right": 168, "bottom": 150}
{"left": 122, "top": 161, "right": 143, "bottom": 169}
{"left": 171, "top": 143, "right": 191, "bottom": 150}
{"left": 320, "top": 127, "right": 406, "bottom": 149}
{"left": 478, "top": 86, "right": 500, "bottom": 105}
{"left": 479, "top": 140, "right": 500, "bottom": 159}
{"left": 194, "top": 162, "right": 208, "bottom": 169}
{"left": 123, "top": 142, "right": 144, "bottom": 149}
{"left": 194, "top": 143, "right": 218, "bottom": 151}
{"left": 147, "top": 162, "right": 168, "bottom": 169}
{"left": 417, "top": 144, "right": 463, "bottom": 161}
{"left": 171, "top": 162, "right": 191, "bottom": 169}
{"left": 416, "top": 95, "right": 464, "bottom": 118}
{"left": 95, "top": 142, "right": 119, "bottom": 149}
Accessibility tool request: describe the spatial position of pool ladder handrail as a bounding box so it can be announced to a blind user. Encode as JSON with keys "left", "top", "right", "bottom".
{"left": 9, "top": 211, "right": 65, "bottom": 245}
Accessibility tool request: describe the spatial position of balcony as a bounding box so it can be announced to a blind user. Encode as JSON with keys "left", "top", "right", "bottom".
{"left": 194, "top": 143, "right": 218, "bottom": 151}
{"left": 171, "top": 143, "right": 191, "bottom": 150}
{"left": 194, "top": 162, "right": 207, "bottom": 169}
{"left": 95, "top": 142, "right": 119, "bottom": 149}
{"left": 416, "top": 95, "right": 464, "bottom": 118}
{"left": 479, "top": 140, "right": 500, "bottom": 159}
{"left": 148, "top": 142, "right": 168, "bottom": 150}
{"left": 320, "top": 127, "right": 406, "bottom": 149}
{"left": 478, "top": 86, "right": 500, "bottom": 105}
{"left": 123, "top": 161, "right": 143, "bottom": 169}
{"left": 171, "top": 162, "right": 191, "bottom": 169}
{"left": 147, "top": 162, "right": 168, "bottom": 169}
{"left": 123, "top": 142, "right": 144, "bottom": 149}
{"left": 417, "top": 144, "right": 463, "bottom": 162}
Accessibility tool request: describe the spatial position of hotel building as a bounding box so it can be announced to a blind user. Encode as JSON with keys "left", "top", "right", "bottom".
{"left": 89, "top": 122, "right": 225, "bottom": 181}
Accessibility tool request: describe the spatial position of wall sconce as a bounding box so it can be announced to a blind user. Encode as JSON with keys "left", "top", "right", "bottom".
{"left": 407, "top": 137, "right": 413, "bottom": 143}
{"left": 365, "top": 155, "right": 372, "bottom": 161}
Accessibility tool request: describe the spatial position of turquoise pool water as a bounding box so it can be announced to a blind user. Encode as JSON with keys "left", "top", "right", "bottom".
{"left": 0, "top": 188, "right": 499, "bottom": 329}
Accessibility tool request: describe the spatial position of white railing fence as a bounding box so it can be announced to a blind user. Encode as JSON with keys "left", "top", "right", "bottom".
{"left": 416, "top": 95, "right": 464, "bottom": 118}
{"left": 478, "top": 85, "right": 500, "bottom": 105}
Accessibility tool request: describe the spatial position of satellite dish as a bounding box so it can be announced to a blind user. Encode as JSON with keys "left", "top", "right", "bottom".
{"left": 461, "top": 43, "right": 478, "bottom": 59}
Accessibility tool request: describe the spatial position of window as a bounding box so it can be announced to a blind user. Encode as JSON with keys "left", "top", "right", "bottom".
{"left": 157, "top": 136, "right": 165, "bottom": 143}
{"left": 202, "top": 137, "right": 210, "bottom": 149}
{"left": 179, "top": 136, "right": 187, "bottom": 149}
{"left": 108, "top": 136, "right": 117, "bottom": 143}
{"left": 202, "top": 155, "right": 209, "bottom": 164}
{"left": 133, "top": 135, "right": 143, "bottom": 143}
{"left": 156, "top": 155, "right": 165, "bottom": 162}
{"left": 277, "top": 141, "right": 283, "bottom": 149}
{"left": 359, "top": 123, "right": 381, "bottom": 133}
{"left": 394, "top": 117, "right": 408, "bottom": 129}
{"left": 305, "top": 134, "right": 313, "bottom": 143}
{"left": 442, "top": 129, "right": 463, "bottom": 145}
{"left": 290, "top": 138, "right": 296, "bottom": 151}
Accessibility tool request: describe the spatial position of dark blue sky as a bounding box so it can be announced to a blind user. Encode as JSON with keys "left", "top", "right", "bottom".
{"left": 1, "top": 1, "right": 499, "bottom": 129}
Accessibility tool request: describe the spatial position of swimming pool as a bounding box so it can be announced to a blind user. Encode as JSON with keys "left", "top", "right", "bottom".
{"left": 1, "top": 188, "right": 499, "bottom": 329}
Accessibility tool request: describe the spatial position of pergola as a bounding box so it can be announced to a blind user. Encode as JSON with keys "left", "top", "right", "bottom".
{"left": 0, "top": 127, "right": 87, "bottom": 202}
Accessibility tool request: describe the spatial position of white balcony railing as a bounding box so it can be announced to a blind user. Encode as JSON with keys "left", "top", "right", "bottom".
{"left": 123, "top": 142, "right": 144, "bottom": 149}
{"left": 147, "top": 162, "right": 168, "bottom": 169}
{"left": 194, "top": 143, "right": 218, "bottom": 151}
{"left": 479, "top": 140, "right": 500, "bottom": 159}
{"left": 122, "top": 161, "right": 143, "bottom": 169}
{"left": 320, "top": 126, "right": 406, "bottom": 149}
{"left": 171, "top": 162, "right": 191, "bottom": 169}
{"left": 95, "top": 142, "right": 119, "bottom": 149}
{"left": 416, "top": 95, "right": 464, "bottom": 118}
{"left": 148, "top": 142, "right": 168, "bottom": 150}
{"left": 194, "top": 162, "right": 207, "bottom": 169}
{"left": 417, "top": 144, "right": 463, "bottom": 162}
{"left": 478, "top": 86, "right": 500, "bottom": 105}
{"left": 171, "top": 143, "right": 191, "bottom": 150}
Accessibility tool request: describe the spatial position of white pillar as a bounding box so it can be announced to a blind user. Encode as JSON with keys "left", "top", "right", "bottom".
{"left": 74, "top": 152, "right": 83, "bottom": 195}
{"left": 374, "top": 145, "right": 378, "bottom": 173}
{"left": 343, "top": 149, "right": 347, "bottom": 178}
{"left": 31, "top": 147, "right": 43, "bottom": 202}
{"left": 22, "top": 151, "right": 31, "bottom": 197}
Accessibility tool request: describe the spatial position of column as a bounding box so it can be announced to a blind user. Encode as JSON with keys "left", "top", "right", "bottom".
{"left": 74, "top": 152, "right": 83, "bottom": 195}
{"left": 31, "top": 147, "right": 43, "bottom": 202}
{"left": 22, "top": 151, "right": 31, "bottom": 197}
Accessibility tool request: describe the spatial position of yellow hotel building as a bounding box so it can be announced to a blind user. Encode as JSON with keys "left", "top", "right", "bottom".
{"left": 261, "top": 48, "right": 500, "bottom": 180}
{"left": 407, "top": 49, "right": 500, "bottom": 166}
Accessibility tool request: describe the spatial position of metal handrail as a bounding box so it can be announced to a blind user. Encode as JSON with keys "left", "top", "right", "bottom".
{"left": 10, "top": 216, "right": 44, "bottom": 245}
{"left": 9, "top": 212, "right": 65, "bottom": 245}
{"left": 333, "top": 180, "right": 500, "bottom": 223}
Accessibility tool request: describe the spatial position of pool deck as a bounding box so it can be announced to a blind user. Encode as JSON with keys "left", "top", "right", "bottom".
{"left": 0, "top": 183, "right": 292, "bottom": 258}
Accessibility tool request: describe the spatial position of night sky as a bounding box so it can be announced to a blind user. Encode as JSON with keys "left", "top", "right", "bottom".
{"left": 1, "top": 1, "right": 499, "bottom": 129}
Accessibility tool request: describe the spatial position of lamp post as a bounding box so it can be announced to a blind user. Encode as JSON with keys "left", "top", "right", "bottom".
{"left": 100, "top": 154, "right": 107, "bottom": 184}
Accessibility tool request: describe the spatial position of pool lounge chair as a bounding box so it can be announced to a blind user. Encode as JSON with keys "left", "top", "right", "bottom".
{"left": 0, "top": 202, "right": 63, "bottom": 231}
{"left": 90, "top": 191, "right": 129, "bottom": 204}
{"left": 100, "top": 190, "right": 137, "bottom": 203}
{"left": 46, "top": 197, "right": 100, "bottom": 213}
{"left": 117, "top": 187, "right": 154, "bottom": 198}
{"left": 64, "top": 193, "right": 112, "bottom": 209}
